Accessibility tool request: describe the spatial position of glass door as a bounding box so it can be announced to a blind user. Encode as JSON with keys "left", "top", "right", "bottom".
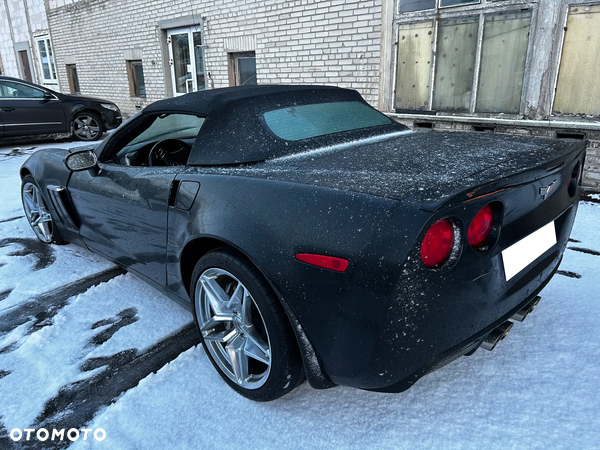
{"left": 167, "top": 27, "right": 206, "bottom": 96}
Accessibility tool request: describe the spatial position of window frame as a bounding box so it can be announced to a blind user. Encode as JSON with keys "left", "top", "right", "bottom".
{"left": 35, "top": 35, "right": 58, "bottom": 84}
{"left": 66, "top": 64, "right": 80, "bottom": 94}
{"left": 126, "top": 60, "right": 147, "bottom": 98}
{"left": 393, "top": 1, "right": 537, "bottom": 116}
{"left": 228, "top": 51, "right": 257, "bottom": 87}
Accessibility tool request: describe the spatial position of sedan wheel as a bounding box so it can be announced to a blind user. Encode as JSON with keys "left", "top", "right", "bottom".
{"left": 73, "top": 112, "right": 104, "bottom": 141}
{"left": 191, "top": 249, "right": 303, "bottom": 401}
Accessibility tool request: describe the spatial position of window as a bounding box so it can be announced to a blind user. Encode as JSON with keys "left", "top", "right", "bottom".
{"left": 229, "top": 52, "right": 257, "bottom": 86}
{"left": 66, "top": 64, "right": 80, "bottom": 94}
{"left": 399, "top": 0, "right": 478, "bottom": 13}
{"left": 18, "top": 50, "right": 33, "bottom": 82}
{"left": 263, "top": 102, "right": 392, "bottom": 141}
{"left": 35, "top": 36, "right": 57, "bottom": 83}
{"left": 554, "top": 5, "right": 600, "bottom": 116}
{"left": 394, "top": 9, "right": 531, "bottom": 114}
{"left": 0, "top": 80, "right": 46, "bottom": 99}
{"left": 126, "top": 60, "right": 146, "bottom": 98}
{"left": 104, "top": 114, "right": 205, "bottom": 165}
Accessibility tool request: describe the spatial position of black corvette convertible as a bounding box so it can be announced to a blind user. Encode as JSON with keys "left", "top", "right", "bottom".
{"left": 20, "top": 85, "right": 586, "bottom": 401}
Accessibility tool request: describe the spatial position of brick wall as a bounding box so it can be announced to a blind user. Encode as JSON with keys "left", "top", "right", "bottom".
{"left": 585, "top": 141, "right": 600, "bottom": 192}
{"left": 46, "top": 0, "right": 382, "bottom": 117}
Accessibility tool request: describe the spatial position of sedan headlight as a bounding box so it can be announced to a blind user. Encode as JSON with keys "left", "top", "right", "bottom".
{"left": 101, "top": 103, "right": 119, "bottom": 112}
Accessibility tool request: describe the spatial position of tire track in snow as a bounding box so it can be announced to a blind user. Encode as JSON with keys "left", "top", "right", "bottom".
{"left": 0, "top": 323, "right": 200, "bottom": 450}
{"left": 0, "top": 267, "right": 125, "bottom": 338}
{"left": 0, "top": 238, "right": 56, "bottom": 271}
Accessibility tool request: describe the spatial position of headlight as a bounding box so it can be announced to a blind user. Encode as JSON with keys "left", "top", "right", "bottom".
{"left": 101, "top": 103, "right": 119, "bottom": 112}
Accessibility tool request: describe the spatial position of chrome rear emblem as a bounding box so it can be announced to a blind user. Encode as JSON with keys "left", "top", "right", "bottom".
{"left": 539, "top": 180, "right": 557, "bottom": 200}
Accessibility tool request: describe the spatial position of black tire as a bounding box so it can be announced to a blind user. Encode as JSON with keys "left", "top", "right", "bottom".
{"left": 72, "top": 111, "right": 105, "bottom": 141}
{"left": 21, "top": 175, "right": 67, "bottom": 245}
{"left": 191, "top": 248, "right": 303, "bottom": 401}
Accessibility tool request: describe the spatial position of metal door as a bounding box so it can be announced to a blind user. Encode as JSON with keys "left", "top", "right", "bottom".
{"left": 167, "top": 27, "right": 206, "bottom": 96}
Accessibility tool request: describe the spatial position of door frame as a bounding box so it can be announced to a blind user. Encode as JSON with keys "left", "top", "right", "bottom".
{"left": 167, "top": 26, "right": 205, "bottom": 96}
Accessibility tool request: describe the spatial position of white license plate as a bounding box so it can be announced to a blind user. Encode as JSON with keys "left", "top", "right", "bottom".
{"left": 501, "top": 221, "right": 557, "bottom": 281}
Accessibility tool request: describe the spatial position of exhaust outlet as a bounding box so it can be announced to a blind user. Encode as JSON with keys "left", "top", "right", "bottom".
{"left": 511, "top": 296, "right": 541, "bottom": 322}
{"left": 481, "top": 321, "right": 514, "bottom": 351}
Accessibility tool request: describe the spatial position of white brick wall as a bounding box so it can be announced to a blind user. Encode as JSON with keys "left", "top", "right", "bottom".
{"left": 0, "top": 0, "right": 53, "bottom": 85}
{"left": 45, "top": 0, "right": 382, "bottom": 117}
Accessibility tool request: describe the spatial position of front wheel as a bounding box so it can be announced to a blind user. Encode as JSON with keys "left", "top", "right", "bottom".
{"left": 191, "top": 248, "right": 303, "bottom": 401}
{"left": 72, "top": 111, "right": 104, "bottom": 141}
{"left": 21, "top": 175, "right": 66, "bottom": 244}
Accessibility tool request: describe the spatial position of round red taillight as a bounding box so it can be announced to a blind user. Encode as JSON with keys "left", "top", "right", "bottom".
{"left": 468, "top": 204, "right": 494, "bottom": 248}
{"left": 420, "top": 218, "right": 455, "bottom": 269}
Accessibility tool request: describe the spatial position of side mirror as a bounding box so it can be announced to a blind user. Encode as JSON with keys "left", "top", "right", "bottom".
{"left": 40, "top": 92, "right": 54, "bottom": 102}
{"left": 65, "top": 150, "right": 99, "bottom": 174}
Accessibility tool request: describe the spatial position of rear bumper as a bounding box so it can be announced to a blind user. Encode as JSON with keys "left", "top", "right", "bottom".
{"left": 319, "top": 199, "right": 578, "bottom": 391}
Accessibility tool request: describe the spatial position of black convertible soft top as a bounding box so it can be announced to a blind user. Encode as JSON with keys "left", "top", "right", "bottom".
{"left": 143, "top": 85, "right": 407, "bottom": 165}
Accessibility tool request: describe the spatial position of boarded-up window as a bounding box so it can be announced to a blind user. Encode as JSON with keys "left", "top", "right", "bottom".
{"left": 433, "top": 17, "right": 478, "bottom": 112}
{"left": 395, "top": 22, "right": 434, "bottom": 111}
{"left": 476, "top": 11, "right": 531, "bottom": 114}
{"left": 400, "top": 0, "right": 435, "bottom": 13}
{"left": 554, "top": 5, "right": 600, "bottom": 116}
{"left": 440, "top": 0, "right": 480, "bottom": 7}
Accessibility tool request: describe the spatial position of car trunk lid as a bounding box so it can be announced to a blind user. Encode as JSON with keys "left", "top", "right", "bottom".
{"left": 263, "top": 131, "right": 586, "bottom": 207}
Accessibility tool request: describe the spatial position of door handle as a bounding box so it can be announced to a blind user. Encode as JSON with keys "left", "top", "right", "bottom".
{"left": 1, "top": 107, "right": 15, "bottom": 112}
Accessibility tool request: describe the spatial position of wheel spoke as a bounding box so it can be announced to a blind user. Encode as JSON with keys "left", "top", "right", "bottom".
{"left": 226, "top": 334, "right": 249, "bottom": 385}
{"left": 203, "top": 327, "right": 238, "bottom": 343}
{"left": 23, "top": 192, "right": 36, "bottom": 215}
{"left": 38, "top": 221, "right": 52, "bottom": 239}
{"left": 243, "top": 324, "right": 270, "bottom": 358}
{"left": 89, "top": 125, "right": 100, "bottom": 132}
{"left": 241, "top": 289, "right": 253, "bottom": 326}
{"left": 86, "top": 129, "right": 93, "bottom": 140}
{"left": 200, "top": 276, "right": 234, "bottom": 316}
{"left": 199, "top": 315, "right": 235, "bottom": 333}
{"left": 226, "top": 283, "right": 244, "bottom": 311}
{"left": 244, "top": 337, "right": 270, "bottom": 366}
{"left": 75, "top": 118, "right": 85, "bottom": 127}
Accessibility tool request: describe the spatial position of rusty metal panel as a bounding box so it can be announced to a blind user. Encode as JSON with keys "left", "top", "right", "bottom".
{"left": 394, "top": 21, "right": 434, "bottom": 111}
{"left": 476, "top": 10, "right": 531, "bottom": 114}
{"left": 433, "top": 17, "right": 479, "bottom": 112}
{"left": 554, "top": 5, "right": 600, "bottom": 116}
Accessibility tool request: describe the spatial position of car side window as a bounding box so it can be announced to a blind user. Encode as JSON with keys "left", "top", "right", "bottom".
{"left": 0, "top": 81, "right": 46, "bottom": 99}
{"left": 101, "top": 113, "right": 205, "bottom": 167}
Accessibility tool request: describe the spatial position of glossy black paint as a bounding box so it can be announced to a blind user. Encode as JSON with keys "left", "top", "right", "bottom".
{"left": 20, "top": 85, "right": 586, "bottom": 393}
{"left": 0, "top": 76, "right": 121, "bottom": 141}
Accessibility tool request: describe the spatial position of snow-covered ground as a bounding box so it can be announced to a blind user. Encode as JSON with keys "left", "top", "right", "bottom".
{"left": 0, "top": 141, "right": 599, "bottom": 449}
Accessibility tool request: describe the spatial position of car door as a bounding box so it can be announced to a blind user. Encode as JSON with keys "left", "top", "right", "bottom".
{"left": 66, "top": 112, "right": 204, "bottom": 286}
{"left": 0, "top": 79, "right": 67, "bottom": 137}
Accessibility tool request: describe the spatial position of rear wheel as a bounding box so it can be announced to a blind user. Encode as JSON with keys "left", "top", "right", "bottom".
{"left": 72, "top": 111, "right": 104, "bottom": 141}
{"left": 191, "top": 248, "right": 303, "bottom": 401}
{"left": 21, "top": 175, "right": 66, "bottom": 244}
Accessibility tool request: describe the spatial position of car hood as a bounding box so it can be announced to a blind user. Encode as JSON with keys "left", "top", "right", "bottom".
{"left": 203, "top": 131, "right": 586, "bottom": 209}
{"left": 61, "top": 93, "right": 116, "bottom": 105}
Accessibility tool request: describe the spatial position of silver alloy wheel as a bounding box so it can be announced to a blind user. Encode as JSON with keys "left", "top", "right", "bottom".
{"left": 73, "top": 114, "right": 101, "bottom": 140}
{"left": 22, "top": 182, "right": 53, "bottom": 243}
{"left": 195, "top": 268, "right": 272, "bottom": 389}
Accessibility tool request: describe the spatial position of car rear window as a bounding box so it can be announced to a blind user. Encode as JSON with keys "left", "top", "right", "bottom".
{"left": 262, "top": 101, "right": 392, "bottom": 141}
